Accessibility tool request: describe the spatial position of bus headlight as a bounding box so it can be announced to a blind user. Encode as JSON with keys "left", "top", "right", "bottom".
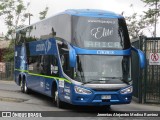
{"left": 74, "top": 86, "right": 92, "bottom": 94}
{"left": 120, "top": 86, "right": 133, "bottom": 94}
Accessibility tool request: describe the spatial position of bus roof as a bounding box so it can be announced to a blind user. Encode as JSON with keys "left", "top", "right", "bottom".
{"left": 61, "top": 9, "right": 123, "bottom": 18}
{"left": 16, "top": 9, "right": 123, "bottom": 32}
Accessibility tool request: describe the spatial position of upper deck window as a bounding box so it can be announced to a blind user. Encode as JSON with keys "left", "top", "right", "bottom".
{"left": 72, "top": 16, "right": 130, "bottom": 50}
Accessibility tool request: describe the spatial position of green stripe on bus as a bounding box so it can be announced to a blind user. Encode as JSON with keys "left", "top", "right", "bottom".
{"left": 15, "top": 69, "right": 28, "bottom": 73}
{"left": 15, "top": 69, "right": 71, "bottom": 83}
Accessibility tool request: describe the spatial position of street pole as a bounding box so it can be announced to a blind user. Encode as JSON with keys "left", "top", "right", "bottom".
{"left": 154, "top": 0, "right": 157, "bottom": 37}
{"left": 29, "top": 14, "right": 31, "bottom": 25}
{"left": 26, "top": 13, "right": 33, "bottom": 25}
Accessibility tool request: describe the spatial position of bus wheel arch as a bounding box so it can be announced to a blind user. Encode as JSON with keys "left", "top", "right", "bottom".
{"left": 52, "top": 80, "right": 64, "bottom": 108}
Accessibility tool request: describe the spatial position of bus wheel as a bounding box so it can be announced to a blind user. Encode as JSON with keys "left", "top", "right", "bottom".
{"left": 55, "top": 90, "right": 64, "bottom": 108}
{"left": 23, "top": 79, "right": 29, "bottom": 94}
{"left": 20, "top": 80, "right": 24, "bottom": 93}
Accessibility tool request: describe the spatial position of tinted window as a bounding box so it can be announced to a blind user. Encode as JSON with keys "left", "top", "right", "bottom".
{"left": 75, "top": 55, "right": 130, "bottom": 84}
{"left": 58, "top": 42, "right": 74, "bottom": 79}
{"left": 28, "top": 55, "right": 59, "bottom": 76}
{"left": 72, "top": 16, "right": 130, "bottom": 50}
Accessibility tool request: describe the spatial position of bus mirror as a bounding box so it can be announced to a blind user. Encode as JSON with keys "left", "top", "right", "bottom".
{"left": 69, "top": 45, "right": 76, "bottom": 67}
{"left": 131, "top": 46, "right": 145, "bottom": 69}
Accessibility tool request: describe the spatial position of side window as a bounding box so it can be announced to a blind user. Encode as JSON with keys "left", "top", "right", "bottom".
{"left": 42, "top": 55, "right": 59, "bottom": 76}
{"left": 58, "top": 42, "right": 74, "bottom": 79}
{"left": 28, "top": 56, "right": 41, "bottom": 74}
{"left": 28, "top": 55, "right": 59, "bottom": 76}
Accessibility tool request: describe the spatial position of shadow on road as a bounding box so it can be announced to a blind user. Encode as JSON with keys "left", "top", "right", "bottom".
{"left": 27, "top": 90, "right": 112, "bottom": 113}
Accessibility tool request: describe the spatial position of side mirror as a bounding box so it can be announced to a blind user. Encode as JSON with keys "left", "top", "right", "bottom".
{"left": 69, "top": 45, "right": 76, "bottom": 67}
{"left": 131, "top": 46, "right": 145, "bottom": 69}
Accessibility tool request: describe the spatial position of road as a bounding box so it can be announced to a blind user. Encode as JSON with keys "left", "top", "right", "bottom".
{"left": 0, "top": 80, "right": 160, "bottom": 120}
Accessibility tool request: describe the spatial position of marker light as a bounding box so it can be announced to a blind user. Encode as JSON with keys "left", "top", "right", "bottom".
{"left": 74, "top": 86, "right": 92, "bottom": 94}
{"left": 120, "top": 86, "right": 133, "bottom": 94}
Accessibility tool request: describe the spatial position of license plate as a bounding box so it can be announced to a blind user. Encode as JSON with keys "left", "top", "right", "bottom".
{"left": 101, "top": 95, "right": 111, "bottom": 100}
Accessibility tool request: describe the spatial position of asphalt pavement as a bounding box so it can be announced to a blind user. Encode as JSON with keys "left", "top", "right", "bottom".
{"left": 0, "top": 80, "right": 160, "bottom": 120}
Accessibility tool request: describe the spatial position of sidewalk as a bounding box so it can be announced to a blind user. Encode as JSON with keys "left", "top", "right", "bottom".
{"left": 0, "top": 80, "right": 20, "bottom": 91}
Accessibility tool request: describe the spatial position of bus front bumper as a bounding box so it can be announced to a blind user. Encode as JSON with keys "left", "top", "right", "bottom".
{"left": 70, "top": 86, "right": 132, "bottom": 106}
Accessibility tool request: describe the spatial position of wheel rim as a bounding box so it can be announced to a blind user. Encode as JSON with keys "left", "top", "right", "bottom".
{"left": 20, "top": 81, "right": 24, "bottom": 92}
{"left": 55, "top": 91, "right": 59, "bottom": 106}
{"left": 24, "top": 82, "right": 27, "bottom": 92}
{"left": 55, "top": 91, "right": 57, "bottom": 101}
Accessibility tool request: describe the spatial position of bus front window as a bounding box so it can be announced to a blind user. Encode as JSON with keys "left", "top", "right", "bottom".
{"left": 72, "top": 16, "right": 130, "bottom": 50}
{"left": 75, "top": 55, "right": 130, "bottom": 84}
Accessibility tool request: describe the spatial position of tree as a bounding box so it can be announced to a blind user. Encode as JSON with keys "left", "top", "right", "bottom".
{"left": 125, "top": 13, "right": 154, "bottom": 39}
{"left": 39, "top": 6, "right": 49, "bottom": 20}
{"left": 125, "top": 13, "right": 144, "bottom": 39}
{"left": 124, "top": 2, "right": 159, "bottom": 39}
{"left": 141, "top": 0, "right": 160, "bottom": 37}
{"left": 2, "top": 40, "right": 14, "bottom": 62}
{"left": 0, "top": 0, "right": 30, "bottom": 39}
{"left": 0, "top": 0, "right": 49, "bottom": 62}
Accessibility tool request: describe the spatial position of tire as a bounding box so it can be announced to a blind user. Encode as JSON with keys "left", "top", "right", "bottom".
{"left": 54, "top": 90, "right": 64, "bottom": 108}
{"left": 20, "top": 80, "right": 24, "bottom": 93}
{"left": 21, "top": 78, "right": 29, "bottom": 94}
{"left": 24, "top": 79, "right": 29, "bottom": 94}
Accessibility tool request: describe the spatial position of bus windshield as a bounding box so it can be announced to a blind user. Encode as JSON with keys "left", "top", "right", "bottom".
{"left": 75, "top": 55, "right": 130, "bottom": 84}
{"left": 72, "top": 16, "right": 130, "bottom": 50}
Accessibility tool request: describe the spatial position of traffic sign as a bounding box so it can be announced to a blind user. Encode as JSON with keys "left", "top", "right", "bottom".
{"left": 149, "top": 53, "right": 160, "bottom": 65}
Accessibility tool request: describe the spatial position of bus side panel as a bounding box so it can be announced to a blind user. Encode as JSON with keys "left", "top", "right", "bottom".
{"left": 26, "top": 74, "right": 44, "bottom": 92}
{"left": 44, "top": 78, "right": 57, "bottom": 97}
{"left": 55, "top": 80, "right": 72, "bottom": 104}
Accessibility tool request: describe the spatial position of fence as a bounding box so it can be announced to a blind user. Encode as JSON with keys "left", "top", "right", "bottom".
{"left": 132, "top": 37, "right": 160, "bottom": 104}
{"left": 0, "top": 62, "right": 14, "bottom": 80}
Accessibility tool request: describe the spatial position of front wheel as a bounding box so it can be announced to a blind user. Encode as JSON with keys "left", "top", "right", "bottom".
{"left": 55, "top": 90, "right": 64, "bottom": 108}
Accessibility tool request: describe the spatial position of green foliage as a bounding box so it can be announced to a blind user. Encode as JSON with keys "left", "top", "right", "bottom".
{"left": 142, "top": 0, "right": 160, "bottom": 5}
{"left": 142, "top": 0, "right": 160, "bottom": 18}
{"left": 0, "top": 0, "right": 30, "bottom": 39}
{"left": 0, "top": 1, "right": 49, "bottom": 62}
{"left": 2, "top": 40, "right": 14, "bottom": 62}
{"left": 125, "top": 0, "right": 160, "bottom": 38}
{"left": 141, "top": 0, "right": 160, "bottom": 36}
{"left": 125, "top": 13, "right": 144, "bottom": 39}
{"left": 125, "top": 12, "right": 155, "bottom": 38}
{"left": 39, "top": 6, "right": 49, "bottom": 20}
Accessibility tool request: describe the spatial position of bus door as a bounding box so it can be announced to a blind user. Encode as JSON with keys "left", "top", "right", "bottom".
{"left": 57, "top": 41, "right": 74, "bottom": 101}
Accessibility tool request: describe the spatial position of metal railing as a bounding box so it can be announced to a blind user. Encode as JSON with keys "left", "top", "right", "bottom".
{"left": 132, "top": 37, "right": 160, "bottom": 104}
{"left": 0, "top": 62, "right": 14, "bottom": 80}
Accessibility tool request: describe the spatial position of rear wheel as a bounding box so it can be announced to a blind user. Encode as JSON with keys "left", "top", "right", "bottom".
{"left": 21, "top": 78, "right": 29, "bottom": 94}
{"left": 20, "top": 80, "right": 24, "bottom": 93}
{"left": 24, "top": 80, "right": 29, "bottom": 93}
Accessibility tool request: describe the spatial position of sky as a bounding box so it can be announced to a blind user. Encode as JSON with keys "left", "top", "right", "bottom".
{"left": 0, "top": 0, "right": 159, "bottom": 37}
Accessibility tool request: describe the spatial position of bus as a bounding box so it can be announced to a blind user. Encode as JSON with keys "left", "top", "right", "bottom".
{"left": 14, "top": 9, "right": 145, "bottom": 108}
